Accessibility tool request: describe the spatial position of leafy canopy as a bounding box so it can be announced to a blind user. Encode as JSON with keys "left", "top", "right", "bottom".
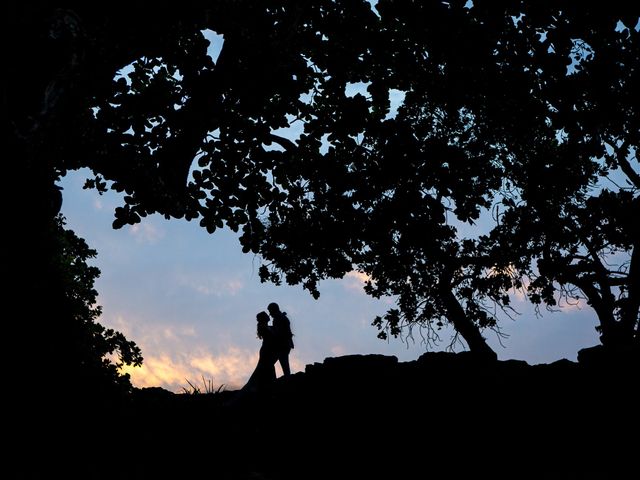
{"left": 14, "top": 1, "right": 638, "bottom": 355}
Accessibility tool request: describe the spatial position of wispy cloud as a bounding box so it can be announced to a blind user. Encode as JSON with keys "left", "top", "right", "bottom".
{"left": 177, "top": 273, "right": 244, "bottom": 297}
{"left": 161, "top": 325, "right": 196, "bottom": 341}
{"left": 107, "top": 315, "right": 195, "bottom": 346}
{"left": 107, "top": 314, "right": 134, "bottom": 337}
{"left": 196, "top": 279, "right": 244, "bottom": 296}
{"left": 128, "top": 222, "right": 165, "bottom": 244}
{"left": 330, "top": 345, "right": 346, "bottom": 356}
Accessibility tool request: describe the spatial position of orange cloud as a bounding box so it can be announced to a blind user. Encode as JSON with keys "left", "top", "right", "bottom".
{"left": 105, "top": 315, "right": 309, "bottom": 392}
{"left": 121, "top": 347, "right": 310, "bottom": 393}
{"left": 121, "top": 348, "right": 258, "bottom": 392}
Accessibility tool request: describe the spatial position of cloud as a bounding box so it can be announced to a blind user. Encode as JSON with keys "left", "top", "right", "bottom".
{"left": 330, "top": 345, "right": 346, "bottom": 356}
{"left": 108, "top": 314, "right": 310, "bottom": 391}
{"left": 121, "top": 354, "right": 194, "bottom": 390}
{"left": 162, "top": 325, "right": 196, "bottom": 341}
{"left": 106, "top": 315, "right": 259, "bottom": 391}
{"left": 120, "top": 347, "right": 311, "bottom": 392}
{"left": 120, "top": 348, "right": 257, "bottom": 392}
{"left": 128, "top": 222, "right": 165, "bottom": 244}
{"left": 196, "top": 279, "right": 244, "bottom": 296}
{"left": 343, "top": 271, "right": 372, "bottom": 293}
{"left": 105, "top": 314, "right": 137, "bottom": 339}
{"left": 107, "top": 315, "right": 195, "bottom": 346}
{"left": 177, "top": 274, "right": 244, "bottom": 297}
{"left": 556, "top": 296, "right": 588, "bottom": 312}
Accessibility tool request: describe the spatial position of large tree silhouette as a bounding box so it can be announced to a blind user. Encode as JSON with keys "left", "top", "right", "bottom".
{"left": 9, "top": 0, "right": 638, "bottom": 376}
{"left": 237, "top": 1, "right": 639, "bottom": 353}
{"left": 484, "top": 3, "right": 640, "bottom": 349}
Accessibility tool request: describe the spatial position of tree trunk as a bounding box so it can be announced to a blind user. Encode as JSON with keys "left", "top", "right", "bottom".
{"left": 441, "top": 289, "right": 497, "bottom": 359}
{"left": 620, "top": 240, "right": 639, "bottom": 344}
{"left": 575, "top": 236, "right": 634, "bottom": 348}
{"left": 576, "top": 281, "right": 618, "bottom": 345}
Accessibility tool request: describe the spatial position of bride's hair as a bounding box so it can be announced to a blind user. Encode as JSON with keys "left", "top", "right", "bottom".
{"left": 256, "top": 311, "right": 270, "bottom": 339}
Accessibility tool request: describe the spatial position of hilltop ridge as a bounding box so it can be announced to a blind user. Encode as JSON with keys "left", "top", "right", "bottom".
{"left": 125, "top": 347, "right": 637, "bottom": 479}
{"left": 23, "top": 347, "right": 639, "bottom": 479}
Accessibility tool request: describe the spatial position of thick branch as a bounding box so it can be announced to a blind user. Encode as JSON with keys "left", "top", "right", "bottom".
{"left": 617, "top": 155, "right": 640, "bottom": 189}
{"left": 268, "top": 133, "right": 297, "bottom": 151}
{"left": 558, "top": 263, "right": 629, "bottom": 287}
{"left": 154, "top": 38, "right": 231, "bottom": 200}
{"left": 610, "top": 139, "right": 640, "bottom": 189}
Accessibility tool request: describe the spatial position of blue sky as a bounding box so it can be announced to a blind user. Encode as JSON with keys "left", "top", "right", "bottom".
{"left": 59, "top": 169, "right": 599, "bottom": 392}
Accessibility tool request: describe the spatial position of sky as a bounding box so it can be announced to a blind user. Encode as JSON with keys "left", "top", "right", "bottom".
{"left": 59, "top": 169, "right": 600, "bottom": 392}
{"left": 54, "top": 18, "right": 607, "bottom": 393}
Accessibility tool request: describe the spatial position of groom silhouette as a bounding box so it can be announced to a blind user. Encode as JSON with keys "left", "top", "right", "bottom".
{"left": 268, "top": 302, "right": 294, "bottom": 376}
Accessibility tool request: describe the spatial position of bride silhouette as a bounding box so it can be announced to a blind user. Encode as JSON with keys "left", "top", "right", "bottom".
{"left": 242, "top": 311, "right": 278, "bottom": 392}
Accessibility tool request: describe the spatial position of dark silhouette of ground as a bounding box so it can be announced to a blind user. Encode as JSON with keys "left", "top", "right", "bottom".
{"left": 23, "top": 347, "right": 638, "bottom": 479}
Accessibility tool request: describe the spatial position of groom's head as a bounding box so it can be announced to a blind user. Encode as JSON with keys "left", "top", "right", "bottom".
{"left": 267, "top": 302, "right": 280, "bottom": 316}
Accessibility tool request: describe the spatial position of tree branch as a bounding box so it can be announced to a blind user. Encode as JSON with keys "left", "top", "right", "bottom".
{"left": 268, "top": 133, "right": 297, "bottom": 151}
{"left": 617, "top": 154, "right": 640, "bottom": 189}
{"left": 609, "top": 139, "right": 640, "bottom": 189}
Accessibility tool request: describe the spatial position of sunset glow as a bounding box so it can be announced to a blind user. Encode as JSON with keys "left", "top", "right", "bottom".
{"left": 121, "top": 349, "right": 257, "bottom": 392}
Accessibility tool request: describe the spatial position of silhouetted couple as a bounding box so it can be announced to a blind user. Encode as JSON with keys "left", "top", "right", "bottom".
{"left": 243, "top": 303, "right": 294, "bottom": 392}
